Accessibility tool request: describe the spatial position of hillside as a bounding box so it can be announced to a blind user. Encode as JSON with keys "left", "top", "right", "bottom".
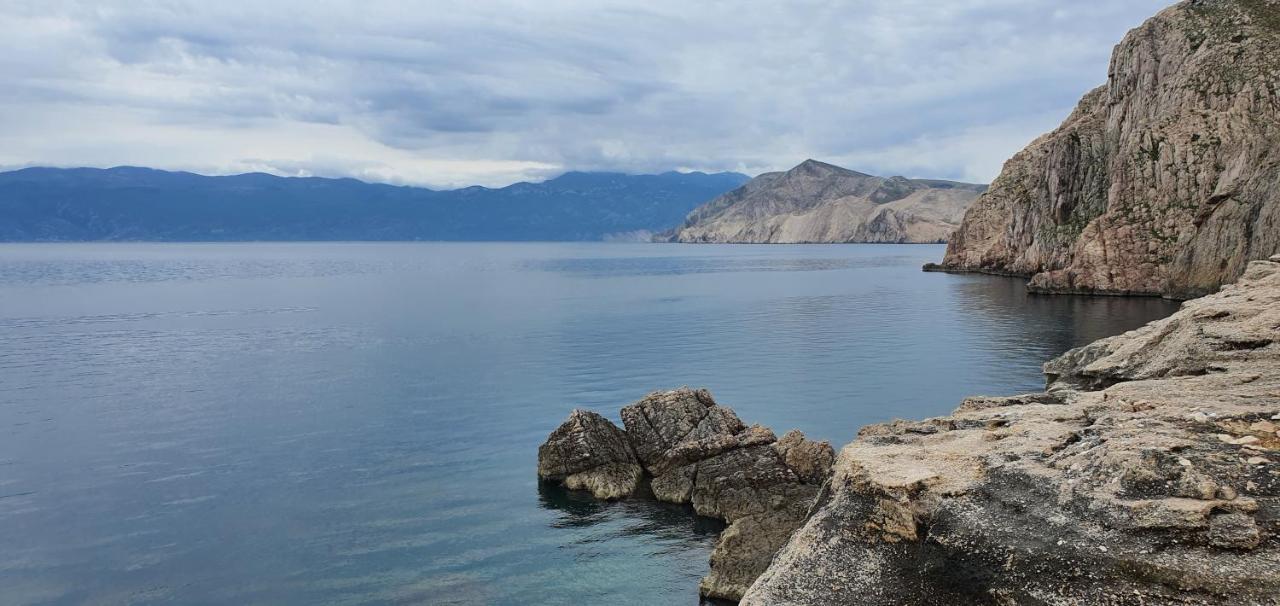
{"left": 658, "top": 160, "right": 985, "bottom": 243}
{"left": 0, "top": 167, "right": 749, "bottom": 242}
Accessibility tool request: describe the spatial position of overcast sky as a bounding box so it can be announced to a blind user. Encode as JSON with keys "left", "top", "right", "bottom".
{"left": 0, "top": 1, "right": 1173, "bottom": 188}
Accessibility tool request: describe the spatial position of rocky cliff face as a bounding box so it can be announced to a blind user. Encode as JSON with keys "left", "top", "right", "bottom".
{"left": 742, "top": 255, "right": 1280, "bottom": 605}
{"left": 659, "top": 160, "right": 985, "bottom": 244}
{"left": 937, "top": 0, "right": 1280, "bottom": 299}
{"left": 536, "top": 388, "right": 833, "bottom": 601}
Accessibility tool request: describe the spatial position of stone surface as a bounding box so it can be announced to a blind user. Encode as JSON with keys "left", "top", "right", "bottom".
{"left": 540, "top": 387, "right": 834, "bottom": 602}
{"left": 658, "top": 159, "right": 985, "bottom": 244}
{"left": 536, "top": 409, "right": 642, "bottom": 500}
{"left": 741, "top": 257, "right": 1280, "bottom": 605}
{"left": 937, "top": 0, "right": 1280, "bottom": 299}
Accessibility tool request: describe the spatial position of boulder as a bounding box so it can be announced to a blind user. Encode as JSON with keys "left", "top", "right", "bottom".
{"left": 537, "top": 409, "right": 641, "bottom": 500}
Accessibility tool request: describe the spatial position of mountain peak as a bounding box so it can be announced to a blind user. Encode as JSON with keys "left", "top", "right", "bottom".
{"left": 786, "top": 159, "right": 871, "bottom": 179}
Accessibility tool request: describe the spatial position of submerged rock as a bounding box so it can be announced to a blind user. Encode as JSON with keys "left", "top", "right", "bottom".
{"left": 741, "top": 257, "right": 1280, "bottom": 604}
{"left": 536, "top": 409, "right": 641, "bottom": 500}
{"left": 538, "top": 387, "right": 834, "bottom": 601}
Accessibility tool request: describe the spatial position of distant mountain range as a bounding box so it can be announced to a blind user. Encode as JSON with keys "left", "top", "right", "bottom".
{"left": 0, "top": 166, "right": 749, "bottom": 242}
{"left": 659, "top": 159, "right": 986, "bottom": 243}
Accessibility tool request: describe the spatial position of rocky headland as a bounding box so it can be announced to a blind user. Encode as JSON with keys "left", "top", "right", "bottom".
{"left": 658, "top": 159, "right": 985, "bottom": 244}
{"left": 933, "top": 0, "right": 1280, "bottom": 299}
{"left": 537, "top": 388, "right": 834, "bottom": 601}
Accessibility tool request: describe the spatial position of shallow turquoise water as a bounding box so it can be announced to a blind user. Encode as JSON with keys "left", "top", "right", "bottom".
{"left": 0, "top": 243, "right": 1179, "bottom": 604}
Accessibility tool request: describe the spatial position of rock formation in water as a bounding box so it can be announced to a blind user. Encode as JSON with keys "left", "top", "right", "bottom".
{"left": 536, "top": 387, "right": 834, "bottom": 601}
{"left": 536, "top": 409, "right": 643, "bottom": 500}
{"left": 658, "top": 160, "right": 986, "bottom": 244}
{"left": 934, "top": 0, "right": 1280, "bottom": 298}
{"left": 742, "top": 255, "right": 1280, "bottom": 605}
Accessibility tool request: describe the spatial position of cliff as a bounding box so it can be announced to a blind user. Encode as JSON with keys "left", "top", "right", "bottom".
{"left": 936, "top": 0, "right": 1280, "bottom": 299}
{"left": 658, "top": 160, "right": 985, "bottom": 244}
{"left": 743, "top": 255, "right": 1280, "bottom": 604}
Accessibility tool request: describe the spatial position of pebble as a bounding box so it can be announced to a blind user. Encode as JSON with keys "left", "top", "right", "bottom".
{"left": 1246, "top": 456, "right": 1270, "bottom": 465}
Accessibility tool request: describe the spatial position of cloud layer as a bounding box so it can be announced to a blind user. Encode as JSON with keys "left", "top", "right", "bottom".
{"left": 0, "top": 0, "right": 1173, "bottom": 187}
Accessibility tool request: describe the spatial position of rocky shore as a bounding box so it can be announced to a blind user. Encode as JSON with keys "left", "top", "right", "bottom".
{"left": 743, "top": 256, "right": 1280, "bottom": 605}
{"left": 537, "top": 388, "right": 834, "bottom": 600}
{"left": 540, "top": 256, "right": 1280, "bottom": 604}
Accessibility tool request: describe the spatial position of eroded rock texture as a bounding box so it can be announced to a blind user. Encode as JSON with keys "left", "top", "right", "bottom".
{"left": 536, "top": 409, "right": 642, "bottom": 500}
{"left": 742, "top": 257, "right": 1280, "bottom": 605}
{"left": 937, "top": 0, "right": 1280, "bottom": 298}
{"left": 659, "top": 159, "right": 985, "bottom": 244}
{"left": 538, "top": 387, "right": 834, "bottom": 601}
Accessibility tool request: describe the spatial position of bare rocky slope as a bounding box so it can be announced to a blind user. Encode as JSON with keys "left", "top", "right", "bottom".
{"left": 658, "top": 160, "right": 986, "bottom": 244}
{"left": 743, "top": 255, "right": 1280, "bottom": 605}
{"left": 934, "top": 0, "right": 1280, "bottom": 299}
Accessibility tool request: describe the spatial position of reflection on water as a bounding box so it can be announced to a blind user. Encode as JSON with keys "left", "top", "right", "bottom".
{"left": 522, "top": 253, "right": 920, "bottom": 277}
{"left": 0, "top": 242, "right": 1178, "bottom": 605}
{"left": 947, "top": 277, "right": 1181, "bottom": 388}
{"left": 537, "top": 480, "right": 725, "bottom": 538}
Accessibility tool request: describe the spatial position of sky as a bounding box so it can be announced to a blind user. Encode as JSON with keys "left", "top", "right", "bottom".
{"left": 0, "top": 0, "right": 1175, "bottom": 189}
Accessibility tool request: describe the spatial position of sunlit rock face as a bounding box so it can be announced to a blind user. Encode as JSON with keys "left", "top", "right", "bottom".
{"left": 939, "top": 0, "right": 1280, "bottom": 299}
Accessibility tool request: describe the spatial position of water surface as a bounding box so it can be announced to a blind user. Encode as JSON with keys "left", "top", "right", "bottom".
{"left": 0, "top": 243, "right": 1179, "bottom": 604}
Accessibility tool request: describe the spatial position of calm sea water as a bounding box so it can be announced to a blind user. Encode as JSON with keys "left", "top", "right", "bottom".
{"left": 0, "top": 243, "right": 1179, "bottom": 605}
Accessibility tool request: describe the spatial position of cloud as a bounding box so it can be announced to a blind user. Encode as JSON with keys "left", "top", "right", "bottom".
{"left": 0, "top": 0, "right": 1174, "bottom": 187}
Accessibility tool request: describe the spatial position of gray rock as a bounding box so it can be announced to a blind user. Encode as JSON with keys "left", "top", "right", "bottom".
{"left": 620, "top": 387, "right": 746, "bottom": 474}
{"left": 774, "top": 429, "right": 836, "bottom": 484}
{"left": 540, "top": 389, "right": 834, "bottom": 601}
{"left": 537, "top": 409, "right": 641, "bottom": 500}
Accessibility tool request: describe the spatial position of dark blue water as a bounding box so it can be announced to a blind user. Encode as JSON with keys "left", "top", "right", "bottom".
{"left": 0, "top": 243, "right": 1178, "bottom": 605}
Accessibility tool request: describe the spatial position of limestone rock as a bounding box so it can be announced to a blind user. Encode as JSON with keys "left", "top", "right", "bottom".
{"left": 536, "top": 409, "right": 641, "bottom": 500}
{"left": 936, "top": 0, "right": 1280, "bottom": 298}
{"left": 741, "top": 257, "right": 1280, "bottom": 605}
{"left": 659, "top": 159, "right": 985, "bottom": 244}
{"left": 774, "top": 429, "right": 836, "bottom": 484}
{"left": 541, "top": 388, "right": 834, "bottom": 602}
{"left": 619, "top": 387, "right": 741, "bottom": 473}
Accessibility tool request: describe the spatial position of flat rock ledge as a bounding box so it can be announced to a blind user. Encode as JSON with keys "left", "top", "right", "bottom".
{"left": 742, "top": 257, "right": 1280, "bottom": 605}
{"left": 537, "top": 387, "right": 834, "bottom": 601}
